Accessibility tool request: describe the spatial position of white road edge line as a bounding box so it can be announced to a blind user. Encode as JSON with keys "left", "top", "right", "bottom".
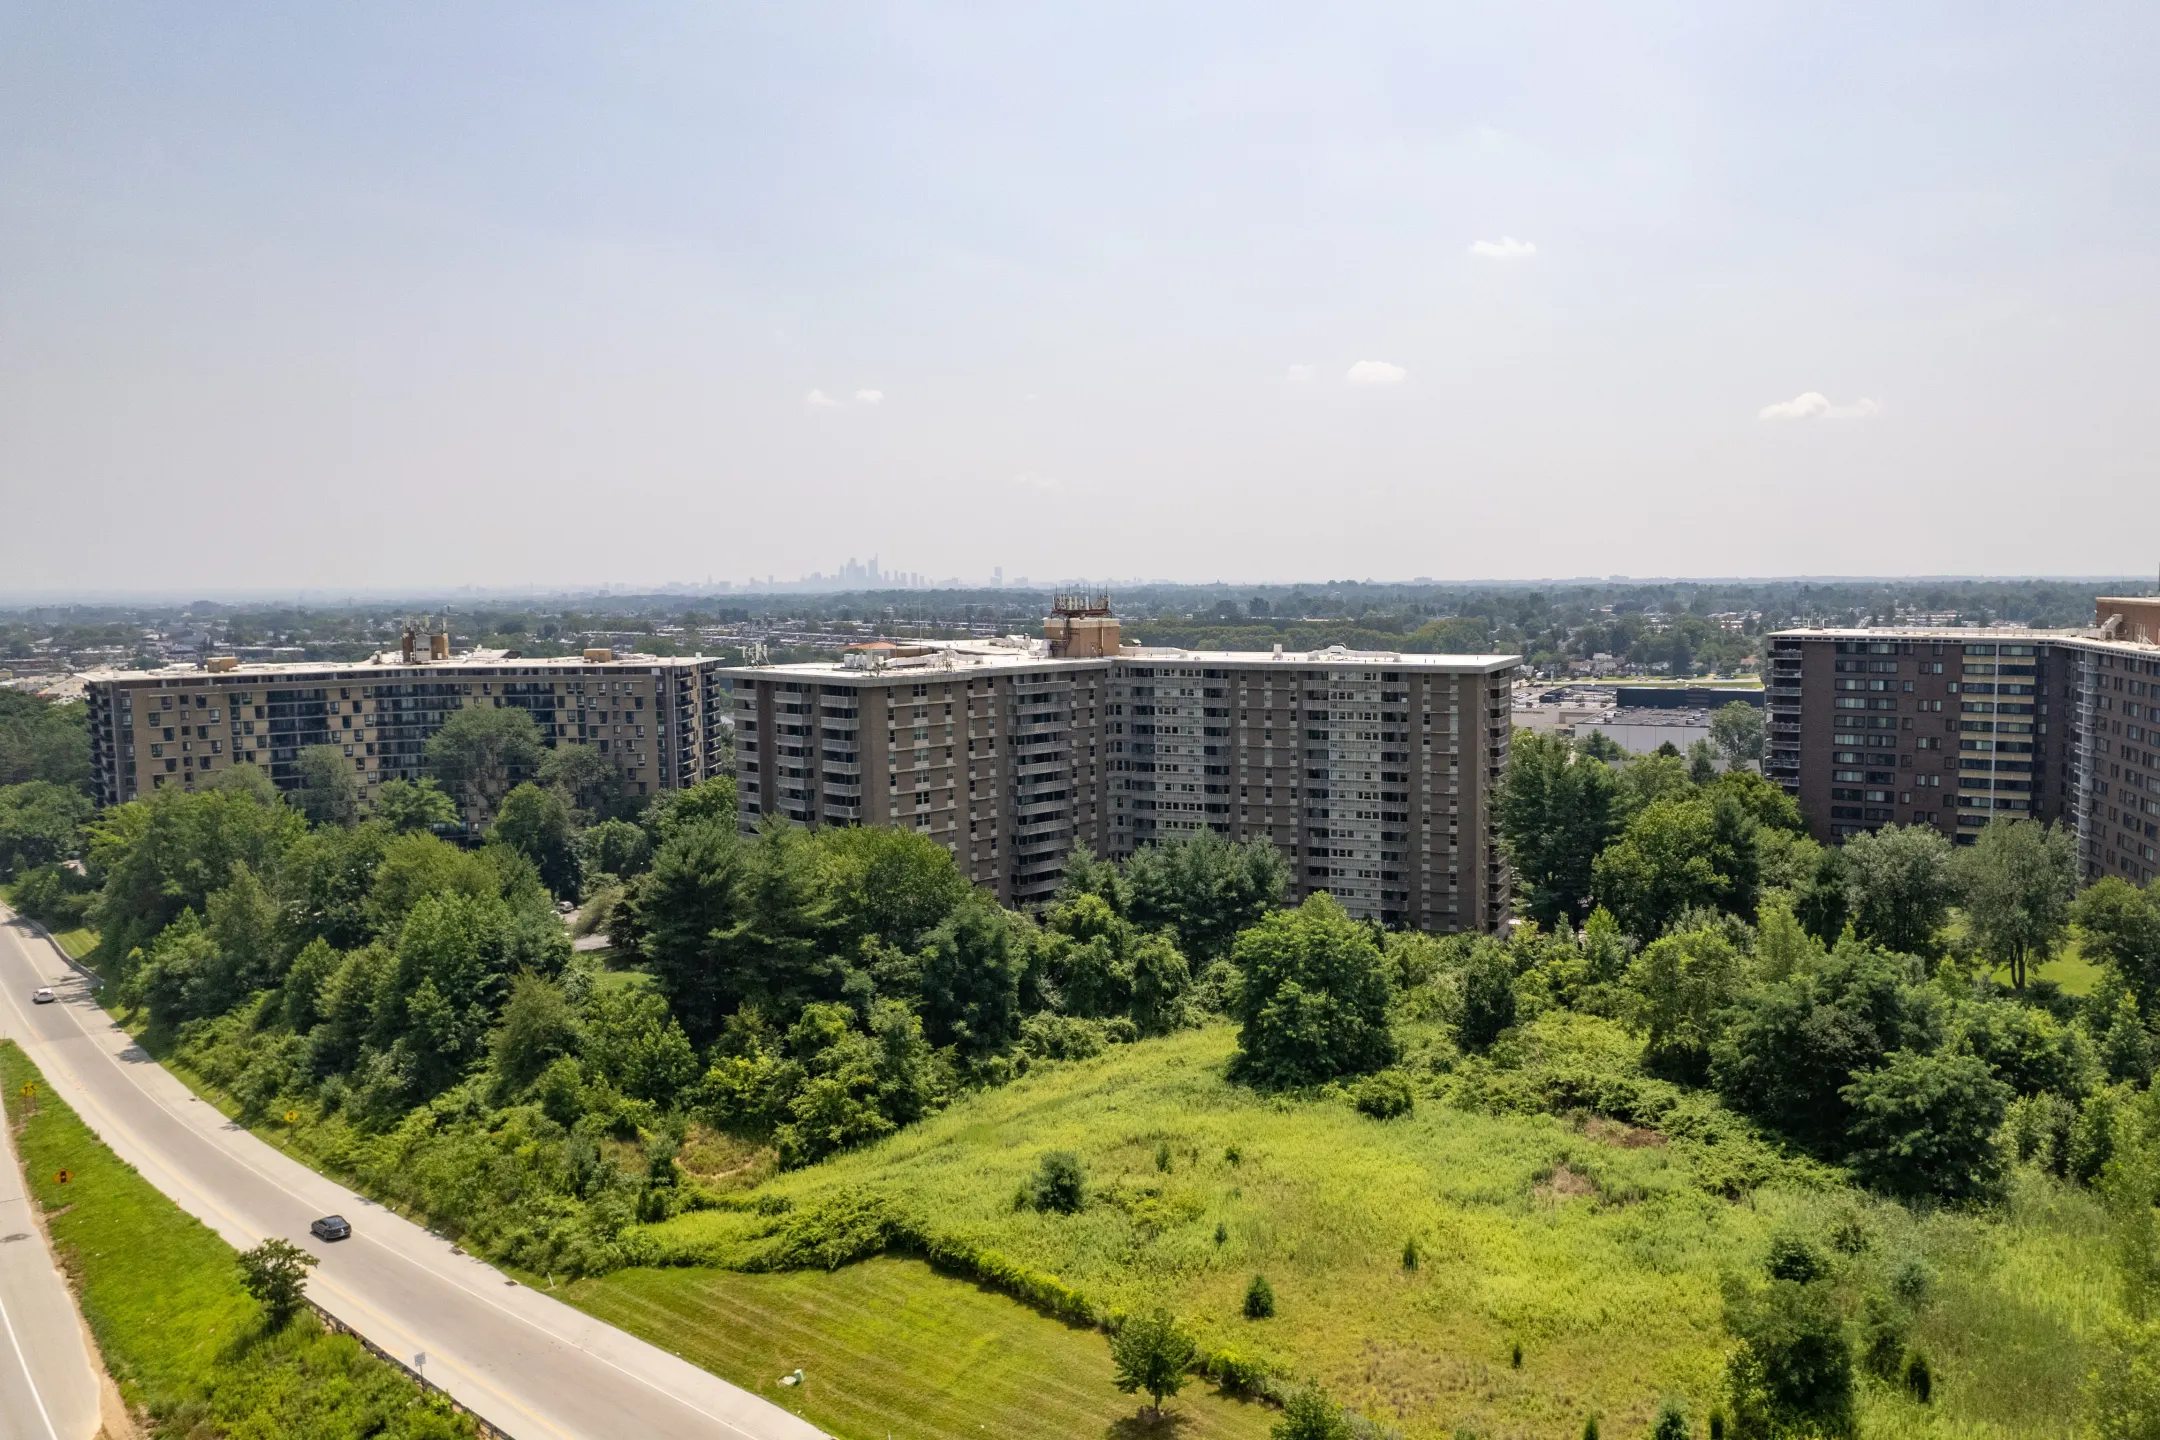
{"left": 0, "top": 1259, "right": 62, "bottom": 1440}
{"left": 3, "top": 913, "right": 795, "bottom": 1440}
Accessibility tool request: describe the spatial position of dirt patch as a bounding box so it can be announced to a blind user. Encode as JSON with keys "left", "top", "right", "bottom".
{"left": 1584, "top": 1117, "right": 1667, "bottom": 1149}
{"left": 1534, "top": 1164, "right": 1597, "bottom": 1203}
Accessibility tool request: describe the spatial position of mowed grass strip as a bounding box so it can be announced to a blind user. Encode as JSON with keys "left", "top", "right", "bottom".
{"left": 0, "top": 1040, "right": 471, "bottom": 1438}
{"left": 563, "top": 1256, "right": 1276, "bottom": 1440}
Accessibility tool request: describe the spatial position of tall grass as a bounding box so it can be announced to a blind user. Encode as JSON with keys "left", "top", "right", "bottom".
{"left": 624, "top": 1022, "right": 2113, "bottom": 1440}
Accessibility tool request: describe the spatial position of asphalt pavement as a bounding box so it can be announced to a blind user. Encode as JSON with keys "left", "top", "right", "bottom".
{"left": 0, "top": 1055, "right": 101, "bottom": 1440}
{"left": 0, "top": 905, "right": 829, "bottom": 1440}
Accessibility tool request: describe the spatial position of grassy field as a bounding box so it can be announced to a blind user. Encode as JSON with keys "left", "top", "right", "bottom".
{"left": 0, "top": 1040, "right": 472, "bottom": 1438}
{"left": 614, "top": 1022, "right": 2112, "bottom": 1440}
{"left": 564, "top": 1257, "right": 1275, "bottom": 1440}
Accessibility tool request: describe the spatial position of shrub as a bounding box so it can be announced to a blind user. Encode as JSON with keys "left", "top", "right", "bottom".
{"left": 1202, "top": 1346, "right": 1274, "bottom": 1396}
{"left": 236, "top": 1238, "right": 319, "bottom": 1328}
{"left": 1245, "top": 1273, "right": 1277, "bottom": 1319}
{"left": 1403, "top": 1235, "right": 1421, "bottom": 1270}
{"left": 1651, "top": 1400, "right": 1687, "bottom": 1440}
{"left": 1859, "top": 1292, "right": 1907, "bottom": 1380}
{"left": 1352, "top": 1070, "right": 1416, "bottom": 1119}
{"left": 1027, "top": 1151, "right": 1087, "bottom": 1214}
{"left": 1765, "top": 1231, "right": 1827, "bottom": 1284}
{"left": 1724, "top": 1277, "right": 1855, "bottom": 1439}
{"left": 1902, "top": 1349, "right": 1933, "bottom": 1404}
{"left": 1274, "top": 1383, "right": 1352, "bottom": 1440}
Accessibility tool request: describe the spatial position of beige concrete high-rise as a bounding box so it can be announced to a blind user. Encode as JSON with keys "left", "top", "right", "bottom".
{"left": 720, "top": 604, "right": 1520, "bottom": 931}
{"left": 82, "top": 648, "right": 730, "bottom": 823}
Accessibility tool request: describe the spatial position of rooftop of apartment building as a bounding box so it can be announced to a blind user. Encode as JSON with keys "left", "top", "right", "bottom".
{"left": 717, "top": 635, "right": 1522, "bottom": 679}
{"left": 1771, "top": 596, "right": 2160, "bottom": 653}
{"left": 76, "top": 645, "right": 706, "bottom": 682}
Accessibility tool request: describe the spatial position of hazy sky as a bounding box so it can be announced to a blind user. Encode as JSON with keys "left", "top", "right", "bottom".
{"left": 4, "top": 3, "right": 2158, "bottom": 594}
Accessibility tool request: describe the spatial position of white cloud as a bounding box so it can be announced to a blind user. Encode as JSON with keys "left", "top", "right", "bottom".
{"left": 853, "top": 389, "right": 884, "bottom": 405}
{"left": 1344, "top": 360, "right": 1407, "bottom": 387}
{"left": 1285, "top": 364, "right": 1316, "bottom": 383}
{"left": 1468, "top": 236, "right": 1537, "bottom": 259}
{"left": 1014, "top": 471, "right": 1063, "bottom": 492}
{"left": 803, "top": 389, "right": 840, "bottom": 408}
{"left": 1757, "top": 392, "right": 1883, "bottom": 421}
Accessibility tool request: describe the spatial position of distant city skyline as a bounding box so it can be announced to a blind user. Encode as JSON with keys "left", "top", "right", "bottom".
{"left": 4, "top": 3, "right": 2158, "bottom": 590}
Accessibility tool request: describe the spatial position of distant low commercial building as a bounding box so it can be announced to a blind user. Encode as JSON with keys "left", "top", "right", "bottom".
{"left": 1767, "top": 595, "right": 2160, "bottom": 886}
{"left": 81, "top": 634, "right": 729, "bottom": 823}
{"left": 1577, "top": 708, "right": 1716, "bottom": 757}
{"left": 719, "top": 599, "right": 1521, "bottom": 932}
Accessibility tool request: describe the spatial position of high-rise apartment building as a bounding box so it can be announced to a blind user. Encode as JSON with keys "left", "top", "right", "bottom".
{"left": 1767, "top": 596, "right": 2160, "bottom": 887}
{"left": 82, "top": 647, "right": 731, "bottom": 822}
{"left": 720, "top": 602, "right": 1519, "bottom": 931}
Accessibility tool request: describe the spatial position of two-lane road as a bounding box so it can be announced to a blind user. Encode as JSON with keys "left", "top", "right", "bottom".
{"left": 0, "top": 1053, "right": 101, "bottom": 1440}
{"left": 0, "top": 906, "right": 827, "bottom": 1440}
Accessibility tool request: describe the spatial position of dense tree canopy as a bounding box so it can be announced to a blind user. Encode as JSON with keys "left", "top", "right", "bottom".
{"left": 1229, "top": 893, "right": 1397, "bottom": 1088}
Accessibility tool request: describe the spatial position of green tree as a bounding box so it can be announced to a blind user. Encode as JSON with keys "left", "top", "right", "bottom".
{"left": 236, "top": 1238, "right": 319, "bottom": 1328}
{"left": 639, "top": 773, "right": 737, "bottom": 847}
{"left": 1841, "top": 1049, "right": 2011, "bottom": 1202}
{"left": 294, "top": 744, "right": 363, "bottom": 827}
{"left": 538, "top": 743, "right": 626, "bottom": 823}
{"left": 0, "top": 780, "right": 93, "bottom": 878}
{"left": 1954, "top": 818, "right": 2079, "bottom": 988}
{"left": 275, "top": 819, "right": 391, "bottom": 952}
{"left": 1688, "top": 740, "right": 1722, "bottom": 785}
{"left": 370, "top": 777, "right": 458, "bottom": 834}
{"left": 1712, "top": 937, "right": 1940, "bottom": 1151}
{"left": 388, "top": 889, "right": 517, "bottom": 1090}
{"left": 1457, "top": 937, "right": 1519, "bottom": 1050}
{"left": 490, "top": 972, "right": 580, "bottom": 1091}
{"left": 1109, "top": 1307, "right": 1198, "bottom": 1419}
{"left": 490, "top": 782, "right": 579, "bottom": 899}
{"left": 0, "top": 692, "right": 91, "bottom": 791}
{"left": 1594, "top": 795, "right": 1758, "bottom": 939}
{"left": 87, "top": 781, "right": 306, "bottom": 965}
{"left": 1124, "top": 830, "right": 1289, "bottom": 962}
{"left": 1631, "top": 923, "right": 1751, "bottom": 1081}
{"left": 1229, "top": 893, "right": 1398, "bottom": 1088}
{"left": 819, "top": 823, "right": 971, "bottom": 954}
{"left": 1842, "top": 824, "right": 1957, "bottom": 957}
{"left": 424, "top": 705, "right": 544, "bottom": 828}
{"left": 1500, "top": 733, "right": 1622, "bottom": 928}
{"left": 629, "top": 819, "right": 749, "bottom": 1044}
{"left": 917, "top": 891, "right": 1027, "bottom": 1054}
{"left": 1710, "top": 701, "right": 1767, "bottom": 768}
{"left": 362, "top": 831, "right": 502, "bottom": 939}
{"left": 575, "top": 818, "right": 652, "bottom": 885}
{"left": 2075, "top": 878, "right": 2160, "bottom": 1016}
